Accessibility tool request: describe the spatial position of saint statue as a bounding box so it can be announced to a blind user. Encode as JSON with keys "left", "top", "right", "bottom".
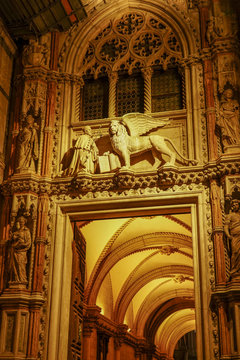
{"left": 217, "top": 89, "right": 240, "bottom": 149}
{"left": 8, "top": 216, "right": 32, "bottom": 284}
{"left": 224, "top": 199, "right": 240, "bottom": 280}
{"left": 15, "top": 115, "right": 39, "bottom": 173}
{"left": 64, "top": 126, "right": 99, "bottom": 175}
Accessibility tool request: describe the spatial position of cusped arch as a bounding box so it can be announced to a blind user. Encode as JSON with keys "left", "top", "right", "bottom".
{"left": 59, "top": 0, "right": 199, "bottom": 74}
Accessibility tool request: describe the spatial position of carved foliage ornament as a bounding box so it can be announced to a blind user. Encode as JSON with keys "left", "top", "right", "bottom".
{"left": 79, "top": 12, "right": 183, "bottom": 77}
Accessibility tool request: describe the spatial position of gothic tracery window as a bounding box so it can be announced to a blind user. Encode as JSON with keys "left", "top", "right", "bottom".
{"left": 79, "top": 12, "right": 184, "bottom": 121}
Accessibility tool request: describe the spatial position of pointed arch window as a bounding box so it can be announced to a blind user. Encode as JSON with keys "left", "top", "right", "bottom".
{"left": 79, "top": 12, "right": 185, "bottom": 121}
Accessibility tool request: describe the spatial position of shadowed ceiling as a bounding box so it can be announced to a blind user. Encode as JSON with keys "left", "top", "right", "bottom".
{"left": 0, "top": 0, "right": 86, "bottom": 38}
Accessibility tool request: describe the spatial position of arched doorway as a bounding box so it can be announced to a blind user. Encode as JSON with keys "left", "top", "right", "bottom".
{"left": 69, "top": 210, "right": 197, "bottom": 359}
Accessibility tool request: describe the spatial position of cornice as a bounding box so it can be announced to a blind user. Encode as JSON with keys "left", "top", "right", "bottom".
{"left": 0, "top": 289, "right": 45, "bottom": 308}
{"left": 14, "top": 68, "right": 83, "bottom": 84}
{"left": 1, "top": 157, "right": 239, "bottom": 198}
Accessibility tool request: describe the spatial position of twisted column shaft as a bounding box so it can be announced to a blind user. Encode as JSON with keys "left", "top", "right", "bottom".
{"left": 108, "top": 72, "right": 118, "bottom": 117}
{"left": 142, "top": 67, "right": 153, "bottom": 113}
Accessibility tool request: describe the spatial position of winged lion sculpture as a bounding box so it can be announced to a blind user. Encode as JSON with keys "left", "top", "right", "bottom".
{"left": 109, "top": 113, "right": 197, "bottom": 169}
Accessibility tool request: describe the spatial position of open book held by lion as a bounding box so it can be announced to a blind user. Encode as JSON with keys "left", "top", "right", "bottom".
{"left": 108, "top": 113, "right": 197, "bottom": 170}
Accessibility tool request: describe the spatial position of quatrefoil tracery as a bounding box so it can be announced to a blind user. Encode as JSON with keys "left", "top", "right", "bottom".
{"left": 79, "top": 12, "right": 183, "bottom": 78}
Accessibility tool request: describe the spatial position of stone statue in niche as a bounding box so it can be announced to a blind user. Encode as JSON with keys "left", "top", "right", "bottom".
{"left": 8, "top": 216, "right": 32, "bottom": 285}
{"left": 15, "top": 115, "right": 39, "bottom": 173}
{"left": 61, "top": 126, "right": 99, "bottom": 176}
{"left": 217, "top": 89, "right": 240, "bottom": 150}
{"left": 22, "top": 38, "right": 49, "bottom": 67}
{"left": 108, "top": 113, "right": 197, "bottom": 169}
{"left": 224, "top": 199, "right": 240, "bottom": 280}
{"left": 206, "top": 11, "right": 237, "bottom": 44}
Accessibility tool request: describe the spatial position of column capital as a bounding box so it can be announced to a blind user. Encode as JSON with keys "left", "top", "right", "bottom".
{"left": 141, "top": 67, "right": 153, "bottom": 78}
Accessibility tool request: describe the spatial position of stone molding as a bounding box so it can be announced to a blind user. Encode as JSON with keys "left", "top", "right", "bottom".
{"left": 1, "top": 158, "right": 239, "bottom": 198}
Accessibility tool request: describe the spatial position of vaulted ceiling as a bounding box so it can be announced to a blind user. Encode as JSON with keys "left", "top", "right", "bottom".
{"left": 79, "top": 213, "right": 195, "bottom": 355}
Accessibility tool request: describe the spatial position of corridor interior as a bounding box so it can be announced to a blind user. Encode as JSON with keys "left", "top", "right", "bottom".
{"left": 78, "top": 212, "right": 197, "bottom": 359}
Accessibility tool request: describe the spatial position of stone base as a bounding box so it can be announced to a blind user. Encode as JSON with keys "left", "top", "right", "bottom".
{"left": 14, "top": 168, "right": 36, "bottom": 174}
{"left": 229, "top": 276, "right": 240, "bottom": 287}
{"left": 223, "top": 145, "right": 240, "bottom": 154}
{"left": 8, "top": 281, "right": 28, "bottom": 289}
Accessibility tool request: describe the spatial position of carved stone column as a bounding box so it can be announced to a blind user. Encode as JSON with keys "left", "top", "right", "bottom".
{"left": 203, "top": 59, "right": 218, "bottom": 160}
{"left": 108, "top": 72, "right": 118, "bottom": 118}
{"left": 8, "top": 78, "right": 24, "bottom": 177}
{"left": 73, "top": 78, "right": 85, "bottom": 122}
{"left": 210, "top": 180, "right": 226, "bottom": 284}
{"left": 41, "top": 31, "right": 59, "bottom": 177}
{"left": 141, "top": 67, "right": 152, "bottom": 114}
{"left": 198, "top": 3, "right": 219, "bottom": 161}
{"left": 209, "top": 179, "right": 232, "bottom": 358}
{"left": 114, "top": 338, "right": 122, "bottom": 360}
{"left": 82, "top": 306, "right": 100, "bottom": 360}
{"left": 32, "top": 194, "right": 48, "bottom": 291}
{"left": 217, "top": 301, "right": 231, "bottom": 356}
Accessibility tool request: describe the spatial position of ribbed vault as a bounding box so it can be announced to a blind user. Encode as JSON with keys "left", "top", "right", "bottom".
{"left": 80, "top": 213, "right": 196, "bottom": 357}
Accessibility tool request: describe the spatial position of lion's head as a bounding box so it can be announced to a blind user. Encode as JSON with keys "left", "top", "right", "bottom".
{"left": 109, "top": 120, "right": 127, "bottom": 137}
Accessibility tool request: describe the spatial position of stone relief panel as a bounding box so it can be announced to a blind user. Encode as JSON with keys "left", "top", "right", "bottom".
{"left": 59, "top": 112, "right": 195, "bottom": 176}
{"left": 206, "top": 9, "right": 238, "bottom": 45}
{"left": 215, "top": 54, "right": 240, "bottom": 93}
{"left": 22, "top": 81, "right": 47, "bottom": 119}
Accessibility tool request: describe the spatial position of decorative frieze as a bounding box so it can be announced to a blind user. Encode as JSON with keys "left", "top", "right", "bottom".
{"left": 1, "top": 159, "right": 240, "bottom": 198}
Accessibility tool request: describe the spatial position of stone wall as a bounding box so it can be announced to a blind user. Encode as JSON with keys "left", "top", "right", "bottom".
{"left": 0, "top": 19, "right": 16, "bottom": 183}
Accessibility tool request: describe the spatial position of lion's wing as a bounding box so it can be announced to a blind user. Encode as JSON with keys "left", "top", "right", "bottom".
{"left": 122, "top": 113, "right": 169, "bottom": 136}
